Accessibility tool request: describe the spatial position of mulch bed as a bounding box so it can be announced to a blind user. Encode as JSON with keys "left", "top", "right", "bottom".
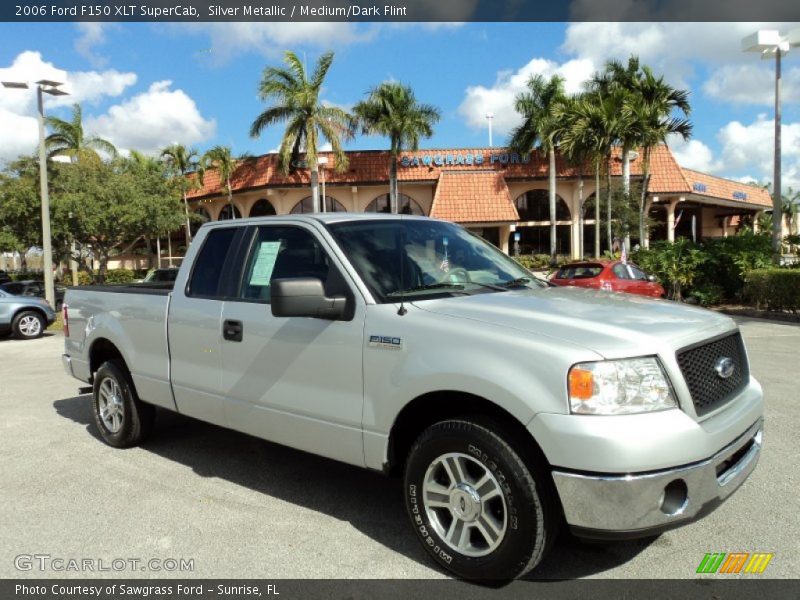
{"left": 711, "top": 305, "right": 800, "bottom": 324}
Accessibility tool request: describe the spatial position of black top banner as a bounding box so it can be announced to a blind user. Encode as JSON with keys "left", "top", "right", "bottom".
{"left": 4, "top": 0, "right": 800, "bottom": 22}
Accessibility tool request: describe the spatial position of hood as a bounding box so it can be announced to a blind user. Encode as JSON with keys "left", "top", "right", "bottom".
{"left": 413, "top": 286, "right": 735, "bottom": 359}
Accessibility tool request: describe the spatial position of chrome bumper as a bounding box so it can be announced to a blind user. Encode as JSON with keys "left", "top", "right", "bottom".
{"left": 552, "top": 419, "right": 762, "bottom": 539}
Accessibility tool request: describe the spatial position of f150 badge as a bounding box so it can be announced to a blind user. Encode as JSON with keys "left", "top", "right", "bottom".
{"left": 369, "top": 335, "right": 402, "bottom": 350}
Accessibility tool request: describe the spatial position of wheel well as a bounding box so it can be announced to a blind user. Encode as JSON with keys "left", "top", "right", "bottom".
{"left": 89, "top": 338, "right": 125, "bottom": 380}
{"left": 386, "top": 391, "right": 549, "bottom": 477}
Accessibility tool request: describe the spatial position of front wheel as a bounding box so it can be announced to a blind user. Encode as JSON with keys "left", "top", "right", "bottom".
{"left": 93, "top": 360, "right": 155, "bottom": 448}
{"left": 12, "top": 310, "right": 44, "bottom": 339}
{"left": 404, "top": 418, "right": 559, "bottom": 580}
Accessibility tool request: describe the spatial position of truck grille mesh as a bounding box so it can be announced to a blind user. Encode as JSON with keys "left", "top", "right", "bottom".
{"left": 676, "top": 333, "right": 748, "bottom": 417}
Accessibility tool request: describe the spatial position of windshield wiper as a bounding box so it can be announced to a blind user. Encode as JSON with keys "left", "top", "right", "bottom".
{"left": 386, "top": 282, "right": 466, "bottom": 297}
{"left": 500, "top": 277, "right": 533, "bottom": 288}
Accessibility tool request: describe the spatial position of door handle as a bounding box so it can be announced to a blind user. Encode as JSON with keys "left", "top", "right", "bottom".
{"left": 223, "top": 319, "right": 243, "bottom": 342}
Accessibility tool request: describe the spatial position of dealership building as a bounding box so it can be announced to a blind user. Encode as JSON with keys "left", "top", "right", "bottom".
{"left": 186, "top": 144, "right": 773, "bottom": 258}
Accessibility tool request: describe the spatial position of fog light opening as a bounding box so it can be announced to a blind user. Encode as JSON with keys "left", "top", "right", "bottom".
{"left": 660, "top": 479, "right": 688, "bottom": 516}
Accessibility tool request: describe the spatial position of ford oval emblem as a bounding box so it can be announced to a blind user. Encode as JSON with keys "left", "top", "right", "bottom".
{"left": 714, "top": 357, "right": 735, "bottom": 379}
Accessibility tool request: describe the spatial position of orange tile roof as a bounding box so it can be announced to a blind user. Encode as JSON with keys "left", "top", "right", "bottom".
{"left": 429, "top": 171, "right": 519, "bottom": 223}
{"left": 680, "top": 168, "right": 772, "bottom": 208}
{"left": 186, "top": 145, "right": 771, "bottom": 211}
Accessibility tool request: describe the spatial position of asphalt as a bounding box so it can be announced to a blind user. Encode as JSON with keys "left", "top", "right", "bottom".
{"left": 0, "top": 316, "right": 797, "bottom": 580}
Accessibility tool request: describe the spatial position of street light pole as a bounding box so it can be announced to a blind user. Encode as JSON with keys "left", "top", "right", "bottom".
{"left": 485, "top": 112, "right": 494, "bottom": 147}
{"left": 1, "top": 79, "right": 68, "bottom": 307}
{"left": 743, "top": 29, "right": 800, "bottom": 264}
{"left": 36, "top": 84, "right": 56, "bottom": 307}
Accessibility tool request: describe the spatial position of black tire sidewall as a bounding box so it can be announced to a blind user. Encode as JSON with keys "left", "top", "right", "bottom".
{"left": 404, "top": 419, "right": 547, "bottom": 581}
{"left": 93, "top": 360, "right": 146, "bottom": 448}
{"left": 12, "top": 311, "right": 44, "bottom": 339}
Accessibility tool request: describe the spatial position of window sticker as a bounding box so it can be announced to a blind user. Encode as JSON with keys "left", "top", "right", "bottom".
{"left": 249, "top": 241, "right": 282, "bottom": 285}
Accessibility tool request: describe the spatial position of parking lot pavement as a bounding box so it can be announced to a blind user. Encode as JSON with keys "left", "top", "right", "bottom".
{"left": 0, "top": 317, "right": 797, "bottom": 580}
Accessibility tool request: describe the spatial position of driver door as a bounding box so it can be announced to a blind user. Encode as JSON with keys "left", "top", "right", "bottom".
{"left": 219, "top": 223, "right": 367, "bottom": 467}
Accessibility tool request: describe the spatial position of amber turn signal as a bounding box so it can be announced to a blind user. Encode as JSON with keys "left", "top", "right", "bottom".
{"left": 568, "top": 367, "right": 594, "bottom": 401}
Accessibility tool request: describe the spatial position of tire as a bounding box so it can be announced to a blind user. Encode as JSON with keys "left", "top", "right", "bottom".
{"left": 12, "top": 310, "right": 45, "bottom": 339}
{"left": 404, "top": 418, "right": 559, "bottom": 581}
{"left": 92, "top": 360, "right": 155, "bottom": 448}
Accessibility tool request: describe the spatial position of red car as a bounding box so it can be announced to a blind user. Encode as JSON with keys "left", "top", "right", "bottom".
{"left": 550, "top": 260, "right": 666, "bottom": 298}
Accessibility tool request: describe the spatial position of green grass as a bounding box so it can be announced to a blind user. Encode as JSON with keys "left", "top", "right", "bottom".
{"left": 48, "top": 312, "right": 64, "bottom": 332}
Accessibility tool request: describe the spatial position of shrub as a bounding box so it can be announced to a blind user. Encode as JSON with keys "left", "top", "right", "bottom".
{"left": 698, "top": 232, "right": 772, "bottom": 300}
{"left": 103, "top": 269, "right": 137, "bottom": 284}
{"left": 631, "top": 238, "right": 706, "bottom": 301}
{"left": 9, "top": 270, "right": 41, "bottom": 281}
{"left": 743, "top": 269, "right": 800, "bottom": 313}
{"left": 688, "top": 282, "right": 725, "bottom": 307}
{"left": 513, "top": 254, "right": 570, "bottom": 271}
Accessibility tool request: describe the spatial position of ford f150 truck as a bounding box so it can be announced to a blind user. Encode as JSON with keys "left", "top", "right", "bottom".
{"left": 62, "top": 214, "right": 763, "bottom": 580}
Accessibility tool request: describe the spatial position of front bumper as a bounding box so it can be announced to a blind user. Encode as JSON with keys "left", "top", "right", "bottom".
{"left": 552, "top": 419, "right": 762, "bottom": 539}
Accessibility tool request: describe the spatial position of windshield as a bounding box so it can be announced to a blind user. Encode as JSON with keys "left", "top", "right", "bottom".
{"left": 327, "top": 219, "right": 545, "bottom": 302}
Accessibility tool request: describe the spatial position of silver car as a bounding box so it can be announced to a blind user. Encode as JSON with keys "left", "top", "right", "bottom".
{"left": 0, "top": 287, "right": 56, "bottom": 339}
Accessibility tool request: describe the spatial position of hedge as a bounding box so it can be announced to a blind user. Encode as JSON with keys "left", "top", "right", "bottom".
{"left": 743, "top": 269, "right": 800, "bottom": 313}
{"left": 76, "top": 269, "right": 140, "bottom": 285}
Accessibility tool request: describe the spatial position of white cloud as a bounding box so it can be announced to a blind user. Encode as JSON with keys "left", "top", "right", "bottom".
{"left": 704, "top": 64, "right": 800, "bottom": 105}
{"left": 561, "top": 22, "right": 799, "bottom": 90}
{"left": 668, "top": 135, "right": 723, "bottom": 172}
{"left": 85, "top": 80, "right": 216, "bottom": 155}
{"left": 175, "top": 23, "right": 378, "bottom": 64}
{"left": 74, "top": 23, "right": 111, "bottom": 68}
{"left": 457, "top": 57, "right": 595, "bottom": 135}
{"left": 0, "top": 51, "right": 137, "bottom": 162}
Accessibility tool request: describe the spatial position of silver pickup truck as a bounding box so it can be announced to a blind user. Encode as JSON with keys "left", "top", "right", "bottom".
{"left": 63, "top": 214, "right": 763, "bottom": 580}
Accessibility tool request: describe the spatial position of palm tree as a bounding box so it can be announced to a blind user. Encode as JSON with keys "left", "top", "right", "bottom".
{"left": 509, "top": 74, "right": 567, "bottom": 264}
{"left": 781, "top": 187, "right": 800, "bottom": 235}
{"left": 250, "top": 50, "right": 351, "bottom": 213}
{"left": 558, "top": 90, "right": 626, "bottom": 256}
{"left": 45, "top": 103, "right": 117, "bottom": 162}
{"left": 626, "top": 66, "right": 692, "bottom": 246}
{"left": 161, "top": 144, "right": 201, "bottom": 243}
{"left": 353, "top": 82, "right": 440, "bottom": 214}
{"left": 200, "top": 145, "right": 252, "bottom": 219}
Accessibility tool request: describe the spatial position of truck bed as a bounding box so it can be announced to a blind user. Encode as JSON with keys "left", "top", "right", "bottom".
{"left": 64, "top": 284, "right": 176, "bottom": 410}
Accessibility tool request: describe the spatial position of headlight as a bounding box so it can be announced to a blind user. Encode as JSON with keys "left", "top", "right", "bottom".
{"left": 568, "top": 357, "right": 677, "bottom": 415}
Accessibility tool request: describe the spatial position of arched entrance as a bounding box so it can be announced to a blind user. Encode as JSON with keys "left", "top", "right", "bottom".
{"left": 365, "top": 193, "right": 425, "bottom": 215}
{"left": 513, "top": 189, "right": 571, "bottom": 255}
{"left": 249, "top": 198, "right": 277, "bottom": 217}
{"left": 218, "top": 204, "right": 241, "bottom": 220}
{"left": 290, "top": 196, "right": 346, "bottom": 214}
{"left": 191, "top": 208, "right": 212, "bottom": 236}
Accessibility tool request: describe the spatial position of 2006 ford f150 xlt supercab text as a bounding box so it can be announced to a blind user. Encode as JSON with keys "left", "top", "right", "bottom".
{"left": 62, "top": 214, "right": 763, "bottom": 580}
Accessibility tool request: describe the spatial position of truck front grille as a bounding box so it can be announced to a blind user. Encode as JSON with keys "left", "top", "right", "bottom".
{"left": 676, "top": 332, "right": 749, "bottom": 417}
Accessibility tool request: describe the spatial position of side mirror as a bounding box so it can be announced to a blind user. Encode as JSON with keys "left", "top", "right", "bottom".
{"left": 271, "top": 278, "right": 348, "bottom": 320}
{"left": 647, "top": 275, "right": 658, "bottom": 283}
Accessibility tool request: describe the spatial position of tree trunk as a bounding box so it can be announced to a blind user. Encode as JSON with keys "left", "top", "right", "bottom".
{"left": 577, "top": 173, "right": 584, "bottom": 259}
{"left": 227, "top": 178, "right": 235, "bottom": 218}
{"left": 595, "top": 161, "right": 601, "bottom": 258}
{"left": 97, "top": 254, "right": 108, "bottom": 284}
{"left": 606, "top": 157, "right": 613, "bottom": 254}
{"left": 639, "top": 171, "right": 651, "bottom": 247}
{"left": 389, "top": 156, "right": 399, "bottom": 214}
{"left": 310, "top": 168, "right": 320, "bottom": 213}
{"left": 182, "top": 189, "right": 192, "bottom": 243}
{"left": 549, "top": 148, "right": 557, "bottom": 265}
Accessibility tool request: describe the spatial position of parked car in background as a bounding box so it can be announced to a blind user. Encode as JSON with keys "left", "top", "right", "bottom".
{"left": 0, "top": 288, "right": 56, "bottom": 339}
{"left": 551, "top": 260, "right": 666, "bottom": 298}
{"left": 0, "top": 280, "right": 66, "bottom": 310}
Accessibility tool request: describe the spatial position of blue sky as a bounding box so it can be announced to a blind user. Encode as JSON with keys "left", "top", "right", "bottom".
{"left": 1, "top": 22, "right": 799, "bottom": 189}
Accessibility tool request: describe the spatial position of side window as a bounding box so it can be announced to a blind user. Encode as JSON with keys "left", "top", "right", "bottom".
{"left": 612, "top": 264, "right": 631, "bottom": 280}
{"left": 187, "top": 228, "right": 237, "bottom": 298}
{"left": 238, "top": 226, "right": 346, "bottom": 303}
{"left": 629, "top": 265, "right": 648, "bottom": 281}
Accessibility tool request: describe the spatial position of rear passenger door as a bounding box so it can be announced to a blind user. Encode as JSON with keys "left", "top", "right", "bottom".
{"left": 219, "top": 223, "right": 367, "bottom": 467}
{"left": 169, "top": 226, "right": 242, "bottom": 426}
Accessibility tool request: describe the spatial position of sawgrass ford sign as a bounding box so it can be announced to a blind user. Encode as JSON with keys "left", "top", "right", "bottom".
{"left": 400, "top": 151, "right": 531, "bottom": 168}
